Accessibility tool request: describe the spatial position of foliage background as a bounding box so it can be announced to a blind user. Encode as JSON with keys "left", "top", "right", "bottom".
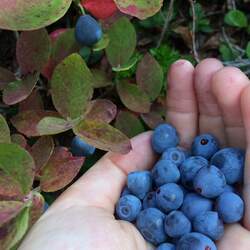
{"left": 0, "top": 0, "right": 250, "bottom": 248}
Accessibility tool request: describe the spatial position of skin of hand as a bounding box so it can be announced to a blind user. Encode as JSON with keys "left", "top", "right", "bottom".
{"left": 19, "top": 58, "right": 250, "bottom": 250}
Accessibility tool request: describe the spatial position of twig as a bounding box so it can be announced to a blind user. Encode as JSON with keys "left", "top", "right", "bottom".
{"left": 157, "top": 0, "right": 175, "bottom": 48}
{"left": 222, "top": 27, "right": 245, "bottom": 59}
{"left": 223, "top": 59, "right": 250, "bottom": 67}
{"left": 227, "top": 0, "right": 236, "bottom": 10}
{"left": 188, "top": 0, "right": 200, "bottom": 63}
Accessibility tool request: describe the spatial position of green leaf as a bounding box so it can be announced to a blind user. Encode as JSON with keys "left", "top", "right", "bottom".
{"left": 91, "top": 69, "right": 113, "bottom": 88}
{"left": 51, "top": 53, "right": 93, "bottom": 119}
{"left": 73, "top": 119, "right": 132, "bottom": 153}
{"left": 0, "top": 143, "right": 35, "bottom": 198}
{"left": 11, "top": 110, "right": 59, "bottom": 137}
{"left": 37, "top": 117, "right": 75, "bottom": 136}
{"left": 0, "top": 0, "right": 72, "bottom": 31}
{"left": 3, "top": 73, "right": 39, "bottom": 105}
{"left": 85, "top": 99, "right": 117, "bottom": 123}
{"left": 219, "top": 44, "right": 235, "bottom": 61}
{"left": 0, "top": 114, "right": 10, "bottom": 143}
{"left": 106, "top": 17, "right": 136, "bottom": 68}
{"left": 0, "top": 202, "right": 30, "bottom": 249}
{"left": 114, "top": 0, "right": 163, "bottom": 20}
{"left": 116, "top": 81, "right": 151, "bottom": 113}
{"left": 0, "top": 67, "right": 16, "bottom": 90}
{"left": 115, "top": 111, "right": 145, "bottom": 138}
{"left": 29, "top": 136, "right": 54, "bottom": 176}
{"left": 136, "top": 53, "right": 164, "bottom": 101}
{"left": 40, "top": 147, "right": 84, "bottom": 192}
{"left": 224, "top": 10, "right": 248, "bottom": 28}
{"left": 16, "top": 29, "right": 51, "bottom": 74}
{"left": 93, "top": 34, "right": 110, "bottom": 52}
{"left": 246, "top": 42, "right": 250, "bottom": 59}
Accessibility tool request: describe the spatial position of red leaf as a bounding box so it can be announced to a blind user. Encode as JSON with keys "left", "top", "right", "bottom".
{"left": 81, "top": 0, "right": 118, "bottom": 19}
{"left": 19, "top": 89, "right": 43, "bottom": 112}
{"left": 16, "top": 29, "right": 51, "bottom": 75}
{"left": 11, "top": 110, "right": 59, "bottom": 137}
{"left": 29, "top": 192, "right": 44, "bottom": 226}
{"left": 85, "top": 99, "right": 117, "bottom": 123}
{"left": 3, "top": 73, "right": 39, "bottom": 105}
{"left": 40, "top": 147, "right": 85, "bottom": 192}
{"left": 0, "top": 67, "right": 16, "bottom": 91}
{"left": 29, "top": 136, "right": 54, "bottom": 177}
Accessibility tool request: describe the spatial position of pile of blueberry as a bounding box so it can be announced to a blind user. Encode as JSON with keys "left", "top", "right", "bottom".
{"left": 115, "top": 123, "right": 245, "bottom": 250}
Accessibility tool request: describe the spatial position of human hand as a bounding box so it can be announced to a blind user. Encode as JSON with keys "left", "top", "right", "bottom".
{"left": 19, "top": 59, "right": 250, "bottom": 250}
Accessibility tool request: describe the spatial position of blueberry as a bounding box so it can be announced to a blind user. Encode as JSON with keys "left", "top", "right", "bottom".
{"left": 176, "top": 232, "right": 217, "bottom": 250}
{"left": 193, "top": 211, "right": 224, "bottom": 240}
{"left": 127, "top": 171, "right": 152, "bottom": 199}
{"left": 156, "top": 183, "right": 184, "bottom": 213}
{"left": 216, "top": 192, "right": 244, "bottom": 223}
{"left": 211, "top": 147, "right": 245, "bottom": 184}
{"left": 71, "top": 136, "right": 95, "bottom": 156}
{"left": 152, "top": 160, "right": 180, "bottom": 187}
{"left": 152, "top": 124, "right": 179, "bottom": 154}
{"left": 121, "top": 186, "right": 131, "bottom": 196}
{"left": 116, "top": 195, "right": 142, "bottom": 222}
{"left": 161, "top": 147, "right": 188, "bottom": 167}
{"left": 43, "top": 202, "right": 49, "bottom": 212}
{"left": 181, "top": 193, "right": 213, "bottom": 220}
{"left": 156, "top": 243, "right": 176, "bottom": 250}
{"left": 164, "top": 211, "right": 191, "bottom": 238}
{"left": 191, "top": 133, "right": 219, "bottom": 159}
{"left": 136, "top": 208, "right": 167, "bottom": 245}
{"left": 143, "top": 192, "right": 157, "bottom": 209}
{"left": 75, "top": 15, "right": 102, "bottom": 46}
{"left": 193, "top": 165, "right": 226, "bottom": 198}
{"left": 179, "top": 156, "right": 208, "bottom": 190}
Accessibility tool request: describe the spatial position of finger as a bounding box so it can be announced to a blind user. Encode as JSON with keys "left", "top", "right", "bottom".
{"left": 240, "top": 84, "right": 250, "bottom": 229}
{"left": 166, "top": 59, "right": 197, "bottom": 148}
{"left": 212, "top": 67, "right": 249, "bottom": 148}
{"left": 53, "top": 131, "right": 157, "bottom": 213}
{"left": 194, "top": 58, "right": 226, "bottom": 145}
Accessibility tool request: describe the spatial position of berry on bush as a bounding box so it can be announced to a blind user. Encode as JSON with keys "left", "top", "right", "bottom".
{"left": 75, "top": 15, "right": 102, "bottom": 46}
{"left": 71, "top": 136, "right": 96, "bottom": 156}
{"left": 115, "top": 123, "right": 245, "bottom": 249}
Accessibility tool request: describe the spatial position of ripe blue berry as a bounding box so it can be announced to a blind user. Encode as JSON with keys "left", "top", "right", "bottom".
{"left": 193, "top": 165, "right": 226, "bottom": 198}
{"left": 143, "top": 191, "right": 156, "bottom": 209}
{"left": 211, "top": 147, "right": 245, "bottom": 184}
{"left": 136, "top": 208, "right": 167, "bottom": 245}
{"left": 216, "top": 192, "right": 244, "bottom": 223}
{"left": 181, "top": 193, "right": 213, "bottom": 220}
{"left": 164, "top": 211, "right": 191, "bottom": 238}
{"left": 179, "top": 156, "right": 208, "bottom": 190}
{"left": 191, "top": 133, "right": 219, "bottom": 159}
{"left": 161, "top": 147, "right": 188, "bottom": 167}
{"left": 116, "top": 194, "right": 142, "bottom": 222}
{"left": 193, "top": 211, "right": 224, "bottom": 240}
{"left": 177, "top": 232, "right": 217, "bottom": 250}
{"left": 152, "top": 159, "right": 180, "bottom": 187}
{"left": 75, "top": 15, "right": 103, "bottom": 46}
{"left": 156, "top": 243, "right": 176, "bottom": 250}
{"left": 43, "top": 202, "right": 49, "bottom": 212}
{"left": 152, "top": 124, "right": 179, "bottom": 153}
{"left": 127, "top": 171, "right": 152, "bottom": 199}
{"left": 71, "top": 136, "right": 95, "bottom": 156}
{"left": 223, "top": 184, "right": 236, "bottom": 193}
{"left": 156, "top": 183, "right": 184, "bottom": 213}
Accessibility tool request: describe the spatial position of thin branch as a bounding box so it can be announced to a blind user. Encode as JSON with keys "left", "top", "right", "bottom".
{"left": 223, "top": 59, "right": 250, "bottom": 67}
{"left": 189, "top": 0, "right": 200, "bottom": 63}
{"left": 157, "top": 0, "right": 175, "bottom": 48}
